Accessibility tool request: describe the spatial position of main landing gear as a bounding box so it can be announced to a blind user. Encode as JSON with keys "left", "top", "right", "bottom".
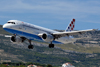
{"left": 49, "top": 43, "right": 54, "bottom": 48}
{"left": 27, "top": 40, "right": 54, "bottom": 49}
{"left": 28, "top": 40, "right": 34, "bottom": 49}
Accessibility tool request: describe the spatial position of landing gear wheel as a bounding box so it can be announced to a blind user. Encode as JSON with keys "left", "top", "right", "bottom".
{"left": 49, "top": 44, "right": 54, "bottom": 48}
{"left": 52, "top": 44, "right": 54, "bottom": 48}
{"left": 49, "top": 44, "right": 52, "bottom": 48}
{"left": 28, "top": 45, "right": 34, "bottom": 49}
{"left": 28, "top": 40, "right": 34, "bottom": 49}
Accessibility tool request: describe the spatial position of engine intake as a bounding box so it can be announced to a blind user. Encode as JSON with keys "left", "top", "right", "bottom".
{"left": 42, "top": 34, "right": 47, "bottom": 39}
{"left": 11, "top": 36, "right": 16, "bottom": 42}
{"left": 39, "top": 33, "right": 54, "bottom": 42}
{"left": 10, "top": 36, "right": 23, "bottom": 43}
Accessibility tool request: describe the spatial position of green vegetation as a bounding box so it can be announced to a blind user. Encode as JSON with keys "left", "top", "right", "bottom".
{"left": 0, "top": 35, "right": 73, "bottom": 66}
{"left": 56, "top": 43, "right": 100, "bottom": 53}
{"left": 1, "top": 35, "right": 100, "bottom": 67}
{"left": 0, "top": 62, "right": 56, "bottom": 67}
{"left": 1, "top": 25, "right": 100, "bottom": 67}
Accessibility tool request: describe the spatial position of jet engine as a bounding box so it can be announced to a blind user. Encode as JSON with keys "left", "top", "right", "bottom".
{"left": 10, "top": 36, "right": 23, "bottom": 43}
{"left": 38, "top": 33, "right": 54, "bottom": 42}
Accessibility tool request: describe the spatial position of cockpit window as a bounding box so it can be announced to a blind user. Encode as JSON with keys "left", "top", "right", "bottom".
{"left": 7, "top": 22, "right": 15, "bottom": 24}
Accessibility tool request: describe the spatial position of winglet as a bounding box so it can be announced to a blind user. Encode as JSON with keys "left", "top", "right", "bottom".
{"left": 65, "top": 19, "right": 75, "bottom": 32}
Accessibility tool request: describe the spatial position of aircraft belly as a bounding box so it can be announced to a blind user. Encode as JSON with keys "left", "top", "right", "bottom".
{"left": 4, "top": 28, "right": 68, "bottom": 44}
{"left": 4, "top": 28, "right": 42, "bottom": 40}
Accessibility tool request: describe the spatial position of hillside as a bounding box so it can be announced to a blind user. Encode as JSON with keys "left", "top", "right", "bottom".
{"left": 0, "top": 35, "right": 72, "bottom": 65}
{"left": 1, "top": 34, "right": 100, "bottom": 67}
{"left": 1, "top": 25, "right": 100, "bottom": 53}
{"left": 55, "top": 30, "right": 100, "bottom": 53}
{"left": 1, "top": 25, "right": 100, "bottom": 67}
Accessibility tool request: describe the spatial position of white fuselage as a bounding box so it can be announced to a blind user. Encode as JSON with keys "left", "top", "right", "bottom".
{"left": 3, "top": 20, "right": 76, "bottom": 44}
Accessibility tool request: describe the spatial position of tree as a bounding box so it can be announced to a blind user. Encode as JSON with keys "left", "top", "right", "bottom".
{"left": 46, "top": 64, "right": 52, "bottom": 67}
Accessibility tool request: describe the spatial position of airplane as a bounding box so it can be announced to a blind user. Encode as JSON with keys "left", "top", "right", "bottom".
{"left": 3, "top": 19, "right": 95, "bottom": 49}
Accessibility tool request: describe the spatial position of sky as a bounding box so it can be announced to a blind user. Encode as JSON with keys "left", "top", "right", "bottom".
{"left": 0, "top": 0, "right": 100, "bottom": 30}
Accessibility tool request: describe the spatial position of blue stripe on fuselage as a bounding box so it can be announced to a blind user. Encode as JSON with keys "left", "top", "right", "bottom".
{"left": 3, "top": 28, "right": 63, "bottom": 44}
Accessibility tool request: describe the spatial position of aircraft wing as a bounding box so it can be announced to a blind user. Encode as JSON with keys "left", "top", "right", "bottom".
{"left": 53, "top": 29, "right": 96, "bottom": 38}
{"left": 4, "top": 35, "right": 12, "bottom": 37}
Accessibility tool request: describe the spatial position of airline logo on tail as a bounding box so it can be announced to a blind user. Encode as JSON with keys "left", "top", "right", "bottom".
{"left": 65, "top": 19, "right": 75, "bottom": 32}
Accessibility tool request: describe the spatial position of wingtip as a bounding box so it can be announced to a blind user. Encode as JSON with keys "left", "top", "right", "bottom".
{"left": 92, "top": 29, "right": 98, "bottom": 31}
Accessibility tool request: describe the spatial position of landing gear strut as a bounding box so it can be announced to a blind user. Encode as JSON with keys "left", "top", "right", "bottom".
{"left": 28, "top": 40, "right": 34, "bottom": 49}
{"left": 49, "top": 43, "right": 54, "bottom": 48}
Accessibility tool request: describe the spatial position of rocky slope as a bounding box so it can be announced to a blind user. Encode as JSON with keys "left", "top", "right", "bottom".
{"left": 1, "top": 25, "right": 100, "bottom": 67}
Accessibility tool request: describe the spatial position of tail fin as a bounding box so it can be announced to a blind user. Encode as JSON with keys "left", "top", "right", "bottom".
{"left": 65, "top": 19, "right": 75, "bottom": 32}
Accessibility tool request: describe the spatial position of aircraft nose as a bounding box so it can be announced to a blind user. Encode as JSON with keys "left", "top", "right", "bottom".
{"left": 3, "top": 24, "right": 10, "bottom": 29}
{"left": 3, "top": 24, "right": 7, "bottom": 29}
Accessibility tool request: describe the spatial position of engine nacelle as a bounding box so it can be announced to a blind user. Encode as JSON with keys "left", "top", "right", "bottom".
{"left": 38, "top": 33, "right": 54, "bottom": 42}
{"left": 10, "top": 36, "right": 23, "bottom": 43}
